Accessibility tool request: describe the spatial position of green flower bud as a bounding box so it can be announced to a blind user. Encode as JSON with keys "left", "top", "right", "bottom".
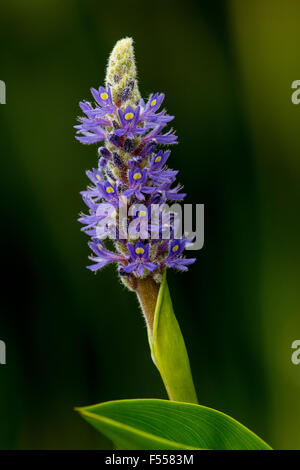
{"left": 105, "top": 37, "right": 141, "bottom": 107}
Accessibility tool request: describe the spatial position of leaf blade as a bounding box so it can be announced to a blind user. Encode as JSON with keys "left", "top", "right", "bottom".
{"left": 77, "top": 399, "right": 272, "bottom": 450}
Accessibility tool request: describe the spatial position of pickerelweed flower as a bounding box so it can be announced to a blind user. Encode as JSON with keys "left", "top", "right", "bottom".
{"left": 75, "top": 37, "right": 196, "bottom": 290}
{"left": 74, "top": 41, "right": 275, "bottom": 441}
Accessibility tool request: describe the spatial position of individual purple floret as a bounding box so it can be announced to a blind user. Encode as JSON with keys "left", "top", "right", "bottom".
{"left": 87, "top": 239, "right": 126, "bottom": 272}
{"left": 90, "top": 86, "right": 115, "bottom": 115}
{"left": 115, "top": 106, "right": 146, "bottom": 138}
{"left": 124, "top": 242, "right": 157, "bottom": 276}
{"left": 139, "top": 93, "right": 174, "bottom": 127}
{"left": 123, "top": 169, "right": 156, "bottom": 201}
{"left": 161, "top": 239, "right": 196, "bottom": 272}
{"left": 148, "top": 151, "right": 178, "bottom": 184}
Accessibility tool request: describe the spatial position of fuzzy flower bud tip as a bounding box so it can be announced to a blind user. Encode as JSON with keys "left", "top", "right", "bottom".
{"left": 105, "top": 37, "right": 141, "bottom": 107}
{"left": 75, "top": 38, "right": 196, "bottom": 290}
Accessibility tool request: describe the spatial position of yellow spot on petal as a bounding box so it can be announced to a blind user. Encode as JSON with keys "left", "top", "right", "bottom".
{"left": 172, "top": 245, "right": 179, "bottom": 252}
{"left": 96, "top": 174, "right": 102, "bottom": 180}
{"left": 138, "top": 210, "right": 146, "bottom": 217}
{"left": 125, "top": 112, "right": 134, "bottom": 120}
{"left": 155, "top": 156, "right": 162, "bottom": 163}
{"left": 106, "top": 186, "right": 114, "bottom": 193}
{"left": 151, "top": 99, "right": 157, "bottom": 107}
{"left": 135, "top": 247, "right": 145, "bottom": 255}
{"left": 100, "top": 92, "right": 109, "bottom": 100}
{"left": 133, "top": 172, "right": 142, "bottom": 180}
{"left": 97, "top": 244, "right": 103, "bottom": 250}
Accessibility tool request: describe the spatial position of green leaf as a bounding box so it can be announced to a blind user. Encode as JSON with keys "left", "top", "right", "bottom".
{"left": 76, "top": 399, "right": 271, "bottom": 450}
{"left": 148, "top": 271, "right": 198, "bottom": 404}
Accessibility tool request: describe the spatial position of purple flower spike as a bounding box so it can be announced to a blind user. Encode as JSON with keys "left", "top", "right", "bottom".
{"left": 76, "top": 38, "right": 196, "bottom": 281}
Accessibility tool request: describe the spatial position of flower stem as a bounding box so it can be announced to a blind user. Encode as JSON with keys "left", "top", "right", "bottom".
{"left": 136, "top": 277, "right": 159, "bottom": 333}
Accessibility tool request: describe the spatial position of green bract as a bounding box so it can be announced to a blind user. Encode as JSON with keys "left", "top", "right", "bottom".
{"left": 147, "top": 271, "right": 198, "bottom": 404}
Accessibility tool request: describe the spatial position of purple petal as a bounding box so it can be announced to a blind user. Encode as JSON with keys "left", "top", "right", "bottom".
{"left": 136, "top": 263, "right": 145, "bottom": 276}
{"left": 135, "top": 190, "right": 145, "bottom": 200}
{"left": 123, "top": 189, "right": 135, "bottom": 198}
{"left": 128, "top": 243, "right": 137, "bottom": 260}
{"left": 144, "top": 262, "right": 157, "bottom": 271}
{"left": 123, "top": 262, "right": 138, "bottom": 273}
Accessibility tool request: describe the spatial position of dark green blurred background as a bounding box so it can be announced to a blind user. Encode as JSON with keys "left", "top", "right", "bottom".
{"left": 1, "top": 0, "right": 300, "bottom": 450}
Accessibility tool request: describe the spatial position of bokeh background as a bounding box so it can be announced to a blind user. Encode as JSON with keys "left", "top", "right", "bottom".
{"left": 0, "top": 0, "right": 300, "bottom": 450}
